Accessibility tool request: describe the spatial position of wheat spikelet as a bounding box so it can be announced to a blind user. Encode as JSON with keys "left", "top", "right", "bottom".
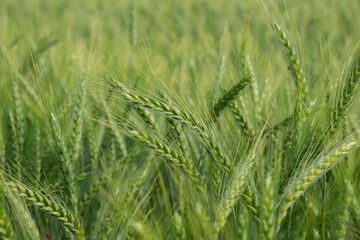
{"left": 136, "top": 107, "right": 158, "bottom": 130}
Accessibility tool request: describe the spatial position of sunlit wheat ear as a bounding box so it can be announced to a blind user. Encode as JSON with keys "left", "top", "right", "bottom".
{"left": 330, "top": 53, "right": 360, "bottom": 136}
{"left": 247, "top": 64, "right": 260, "bottom": 118}
{"left": 278, "top": 141, "right": 357, "bottom": 225}
{"left": 107, "top": 76, "right": 231, "bottom": 171}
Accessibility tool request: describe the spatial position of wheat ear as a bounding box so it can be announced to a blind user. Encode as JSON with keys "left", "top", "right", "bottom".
{"left": 6, "top": 182, "right": 84, "bottom": 238}
{"left": 215, "top": 148, "right": 257, "bottom": 232}
{"left": 49, "top": 113, "right": 77, "bottom": 212}
{"left": 212, "top": 75, "right": 250, "bottom": 119}
{"left": 109, "top": 77, "right": 231, "bottom": 170}
{"left": 278, "top": 141, "right": 357, "bottom": 225}
{"left": 79, "top": 175, "right": 106, "bottom": 211}
{"left": 129, "top": 129, "right": 207, "bottom": 199}
{"left": 330, "top": 53, "right": 360, "bottom": 135}
{"left": 69, "top": 82, "right": 86, "bottom": 164}
{"left": 274, "top": 22, "right": 308, "bottom": 148}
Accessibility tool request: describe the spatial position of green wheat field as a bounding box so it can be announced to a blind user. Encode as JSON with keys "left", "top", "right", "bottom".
{"left": 0, "top": 0, "right": 360, "bottom": 239}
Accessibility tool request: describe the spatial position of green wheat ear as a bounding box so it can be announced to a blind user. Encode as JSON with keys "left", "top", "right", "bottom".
{"left": 69, "top": 82, "right": 86, "bottom": 164}
{"left": 128, "top": 129, "right": 208, "bottom": 201}
{"left": 330, "top": 53, "right": 360, "bottom": 136}
{"left": 108, "top": 76, "right": 231, "bottom": 171}
{"left": 278, "top": 142, "right": 357, "bottom": 225}
{"left": 6, "top": 181, "right": 84, "bottom": 238}
{"left": 273, "top": 22, "right": 308, "bottom": 143}
{"left": 211, "top": 71, "right": 250, "bottom": 119}
{"left": 215, "top": 141, "right": 261, "bottom": 233}
{"left": 49, "top": 112, "right": 78, "bottom": 214}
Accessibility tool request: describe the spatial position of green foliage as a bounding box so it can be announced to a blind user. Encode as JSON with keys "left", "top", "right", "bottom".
{"left": 0, "top": 0, "right": 360, "bottom": 239}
